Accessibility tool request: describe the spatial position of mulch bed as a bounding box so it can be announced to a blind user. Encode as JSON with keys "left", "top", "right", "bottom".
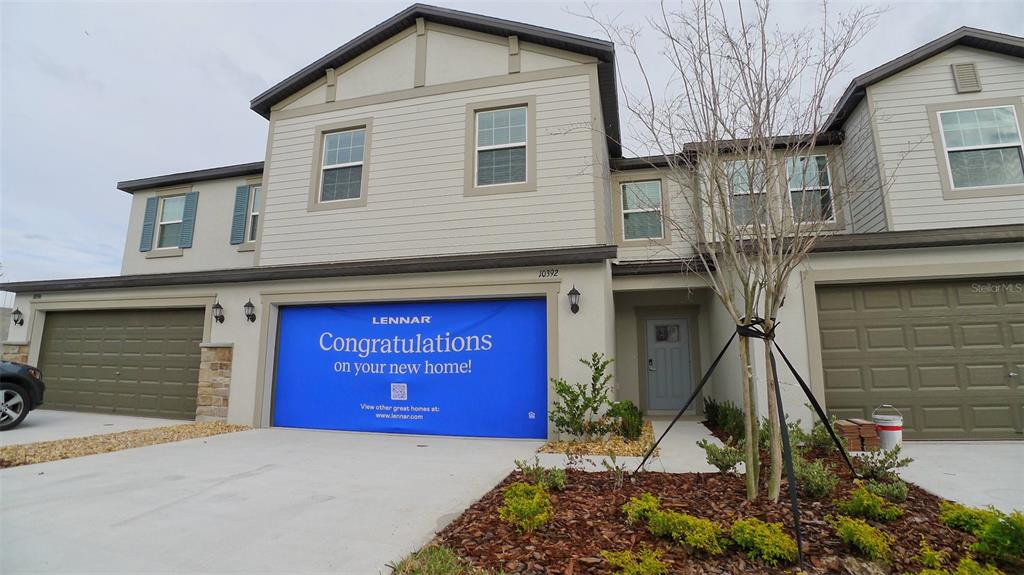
{"left": 436, "top": 431, "right": 988, "bottom": 575}
{"left": 0, "top": 422, "right": 249, "bottom": 468}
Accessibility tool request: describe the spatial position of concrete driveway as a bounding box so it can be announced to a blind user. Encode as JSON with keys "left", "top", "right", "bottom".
{"left": 899, "top": 441, "right": 1024, "bottom": 513}
{"left": 0, "top": 409, "right": 185, "bottom": 447}
{"left": 1, "top": 427, "right": 541, "bottom": 574}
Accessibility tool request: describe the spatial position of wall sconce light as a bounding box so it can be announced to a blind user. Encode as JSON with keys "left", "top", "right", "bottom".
{"left": 212, "top": 302, "right": 225, "bottom": 324}
{"left": 567, "top": 285, "right": 581, "bottom": 314}
{"left": 11, "top": 308, "right": 24, "bottom": 326}
{"left": 243, "top": 299, "right": 256, "bottom": 323}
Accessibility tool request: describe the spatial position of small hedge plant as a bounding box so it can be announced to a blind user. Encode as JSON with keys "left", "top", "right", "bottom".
{"left": 837, "top": 486, "right": 904, "bottom": 522}
{"left": 730, "top": 518, "right": 798, "bottom": 567}
{"left": 939, "top": 502, "right": 1003, "bottom": 536}
{"left": 794, "top": 457, "right": 838, "bottom": 499}
{"left": 549, "top": 353, "right": 614, "bottom": 440}
{"left": 830, "top": 515, "right": 893, "bottom": 561}
{"left": 608, "top": 400, "right": 644, "bottom": 441}
{"left": 600, "top": 546, "right": 668, "bottom": 575}
{"left": 913, "top": 539, "right": 950, "bottom": 569}
{"left": 856, "top": 445, "right": 914, "bottom": 481}
{"left": 696, "top": 439, "right": 744, "bottom": 475}
{"left": 514, "top": 456, "right": 567, "bottom": 491}
{"left": 972, "top": 510, "right": 1024, "bottom": 565}
{"left": 498, "top": 482, "right": 553, "bottom": 533}
{"left": 621, "top": 493, "right": 724, "bottom": 555}
{"left": 865, "top": 478, "right": 909, "bottom": 503}
{"left": 914, "top": 556, "right": 1006, "bottom": 575}
{"left": 703, "top": 398, "right": 745, "bottom": 443}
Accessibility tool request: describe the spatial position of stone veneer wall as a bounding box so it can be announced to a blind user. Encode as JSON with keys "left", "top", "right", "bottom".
{"left": 196, "top": 345, "right": 232, "bottom": 422}
{"left": 2, "top": 343, "right": 29, "bottom": 364}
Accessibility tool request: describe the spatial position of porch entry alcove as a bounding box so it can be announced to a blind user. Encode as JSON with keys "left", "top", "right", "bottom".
{"left": 613, "top": 288, "right": 712, "bottom": 417}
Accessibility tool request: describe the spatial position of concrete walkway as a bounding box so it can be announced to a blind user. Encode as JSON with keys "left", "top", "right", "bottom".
{"left": 0, "top": 427, "right": 541, "bottom": 574}
{"left": 899, "top": 441, "right": 1024, "bottom": 513}
{"left": 0, "top": 409, "right": 185, "bottom": 447}
{"left": 536, "top": 419, "right": 721, "bottom": 473}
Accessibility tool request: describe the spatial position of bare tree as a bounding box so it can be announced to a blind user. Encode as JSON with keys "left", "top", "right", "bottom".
{"left": 584, "top": 0, "right": 883, "bottom": 501}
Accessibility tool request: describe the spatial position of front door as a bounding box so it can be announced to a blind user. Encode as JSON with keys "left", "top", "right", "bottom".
{"left": 645, "top": 318, "right": 693, "bottom": 412}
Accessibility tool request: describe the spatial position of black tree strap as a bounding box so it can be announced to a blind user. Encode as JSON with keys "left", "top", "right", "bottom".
{"left": 772, "top": 341, "right": 858, "bottom": 476}
{"left": 768, "top": 349, "right": 806, "bottom": 566}
{"left": 634, "top": 330, "right": 738, "bottom": 472}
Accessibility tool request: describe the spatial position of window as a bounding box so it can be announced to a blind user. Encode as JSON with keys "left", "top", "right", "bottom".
{"left": 247, "top": 185, "right": 261, "bottom": 242}
{"left": 475, "top": 106, "right": 527, "bottom": 187}
{"left": 726, "top": 160, "right": 768, "bottom": 226}
{"left": 320, "top": 127, "right": 365, "bottom": 202}
{"left": 156, "top": 195, "right": 185, "bottom": 249}
{"left": 786, "top": 155, "right": 835, "bottom": 222}
{"left": 621, "top": 180, "right": 664, "bottom": 240}
{"left": 938, "top": 106, "right": 1024, "bottom": 189}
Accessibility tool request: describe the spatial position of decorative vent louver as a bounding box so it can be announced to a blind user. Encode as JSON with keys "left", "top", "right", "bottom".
{"left": 952, "top": 63, "right": 982, "bottom": 93}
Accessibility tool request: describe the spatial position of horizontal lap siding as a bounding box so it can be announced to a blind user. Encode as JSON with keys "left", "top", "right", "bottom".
{"left": 259, "top": 74, "right": 599, "bottom": 266}
{"left": 870, "top": 47, "right": 1024, "bottom": 230}
{"left": 841, "top": 101, "right": 887, "bottom": 233}
{"left": 615, "top": 171, "right": 697, "bottom": 262}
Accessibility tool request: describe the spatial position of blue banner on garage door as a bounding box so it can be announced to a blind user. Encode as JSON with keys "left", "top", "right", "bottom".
{"left": 273, "top": 299, "right": 547, "bottom": 438}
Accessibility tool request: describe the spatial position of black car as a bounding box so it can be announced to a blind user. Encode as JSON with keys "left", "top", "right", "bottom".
{"left": 1, "top": 360, "right": 46, "bottom": 431}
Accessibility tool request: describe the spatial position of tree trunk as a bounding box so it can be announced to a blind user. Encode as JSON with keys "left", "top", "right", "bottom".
{"left": 765, "top": 337, "right": 783, "bottom": 502}
{"left": 738, "top": 335, "right": 759, "bottom": 500}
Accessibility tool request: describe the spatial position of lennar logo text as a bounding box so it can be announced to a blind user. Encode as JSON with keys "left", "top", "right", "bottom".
{"left": 372, "top": 316, "right": 431, "bottom": 325}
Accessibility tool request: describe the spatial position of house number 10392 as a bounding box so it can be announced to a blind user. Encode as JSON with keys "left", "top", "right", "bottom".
{"left": 538, "top": 268, "right": 559, "bottom": 278}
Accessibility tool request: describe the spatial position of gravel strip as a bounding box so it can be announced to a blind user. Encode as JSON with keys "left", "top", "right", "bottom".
{"left": 0, "top": 421, "right": 250, "bottom": 469}
{"left": 539, "top": 421, "right": 659, "bottom": 457}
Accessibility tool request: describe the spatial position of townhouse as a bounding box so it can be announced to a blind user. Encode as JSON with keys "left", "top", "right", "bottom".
{"left": 3, "top": 4, "right": 1022, "bottom": 440}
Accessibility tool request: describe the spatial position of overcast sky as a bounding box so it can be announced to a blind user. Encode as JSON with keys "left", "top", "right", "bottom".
{"left": 1, "top": 1, "right": 1021, "bottom": 286}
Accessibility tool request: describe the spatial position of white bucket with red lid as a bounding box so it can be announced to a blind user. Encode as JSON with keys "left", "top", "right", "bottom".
{"left": 872, "top": 404, "right": 903, "bottom": 451}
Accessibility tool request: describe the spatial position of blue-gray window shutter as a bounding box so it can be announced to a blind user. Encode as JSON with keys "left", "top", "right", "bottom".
{"left": 230, "top": 185, "right": 250, "bottom": 245}
{"left": 178, "top": 191, "right": 199, "bottom": 248}
{"left": 139, "top": 196, "right": 159, "bottom": 252}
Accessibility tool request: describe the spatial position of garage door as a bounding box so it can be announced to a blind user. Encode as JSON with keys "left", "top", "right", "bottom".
{"left": 38, "top": 309, "right": 204, "bottom": 420}
{"left": 273, "top": 299, "right": 547, "bottom": 438}
{"left": 818, "top": 277, "right": 1023, "bottom": 439}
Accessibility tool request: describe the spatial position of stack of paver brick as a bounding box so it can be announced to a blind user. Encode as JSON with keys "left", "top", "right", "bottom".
{"left": 835, "top": 418, "right": 880, "bottom": 451}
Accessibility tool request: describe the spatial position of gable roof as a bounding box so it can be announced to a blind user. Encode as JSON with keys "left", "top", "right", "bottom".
{"left": 250, "top": 3, "right": 622, "bottom": 157}
{"left": 826, "top": 26, "right": 1024, "bottom": 131}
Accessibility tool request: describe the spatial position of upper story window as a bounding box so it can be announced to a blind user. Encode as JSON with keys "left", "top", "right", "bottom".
{"left": 320, "top": 127, "right": 366, "bottom": 202}
{"left": 726, "top": 160, "right": 768, "bottom": 226}
{"left": 938, "top": 106, "right": 1024, "bottom": 189}
{"left": 475, "top": 106, "right": 527, "bottom": 187}
{"left": 786, "top": 155, "right": 835, "bottom": 223}
{"left": 621, "top": 180, "right": 664, "bottom": 240}
{"left": 247, "top": 185, "right": 261, "bottom": 242}
{"left": 157, "top": 195, "right": 186, "bottom": 249}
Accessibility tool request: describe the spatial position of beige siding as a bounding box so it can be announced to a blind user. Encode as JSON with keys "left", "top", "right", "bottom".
{"left": 869, "top": 46, "right": 1024, "bottom": 230}
{"left": 260, "top": 70, "right": 600, "bottom": 266}
{"left": 520, "top": 42, "right": 593, "bottom": 72}
{"left": 121, "top": 177, "right": 257, "bottom": 275}
{"left": 424, "top": 25, "right": 507, "bottom": 85}
{"left": 337, "top": 31, "right": 417, "bottom": 100}
{"left": 611, "top": 168, "right": 696, "bottom": 262}
{"left": 840, "top": 101, "right": 888, "bottom": 233}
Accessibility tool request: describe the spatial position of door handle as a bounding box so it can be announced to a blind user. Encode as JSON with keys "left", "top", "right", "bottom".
{"left": 648, "top": 358, "right": 656, "bottom": 372}
{"left": 1010, "top": 372, "right": 1020, "bottom": 377}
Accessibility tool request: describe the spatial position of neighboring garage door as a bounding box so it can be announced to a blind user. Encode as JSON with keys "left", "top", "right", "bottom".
{"left": 273, "top": 299, "right": 548, "bottom": 438}
{"left": 38, "top": 309, "right": 204, "bottom": 420}
{"left": 818, "top": 277, "right": 1023, "bottom": 439}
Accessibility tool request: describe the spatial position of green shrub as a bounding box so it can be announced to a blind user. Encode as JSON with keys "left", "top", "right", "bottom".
{"left": 758, "top": 415, "right": 810, "bottom": 453}
{"left": 794, "top": 457, "right": 838, "bottom": 499}
{"left": 913, "top": 539, "right": 950, "bottom": 569}
{"left": 703, "top": 398, "right": 745, "bottom": 443}
{"left": 830, "top": 515, "right": 893, "bottom": 561}
{"left": 622, "top": 493, "right": 661, "bottom": 525}
{"left": 951, "top": 557, "right": 1006, "bottom": 575}
{"left": 600, "top": 546, "right": 668, "bottom": 575}
{"left": 514, "top": 456, "right": 567, "bottom": 491}
{"left": 806, "top": 407, "right": 840, "bottom": 453}
{"left": 855, "top": 445, "right": 914, "bottom": 481}
{"left": 837, "top": 486, "right": 904, "bottom": 522}
{"left": 730, "top": 518, "right": 798, "bottom": 567}
{"left": 972, "top": 510, "right": 1024, "bottom": 564}
{"left": 865, "top": 479, "right": 909, "bottom": 503}
{"left": 549, "top": 353, "right": 613, "bottom": 440}
{"left": 498, "top": 482, "right": 553, "bottom": 533}
{"left": 939, "top": 502, "right": 1002, "bottom": 536}
{"left": 609, "top": 400, "right": 644, "bottom": 441}
{"left": 647, "top": 509, "right": 725, "bottom": 555}
{"left": 696, "top": 439, "right": 744, "bottom": 474}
